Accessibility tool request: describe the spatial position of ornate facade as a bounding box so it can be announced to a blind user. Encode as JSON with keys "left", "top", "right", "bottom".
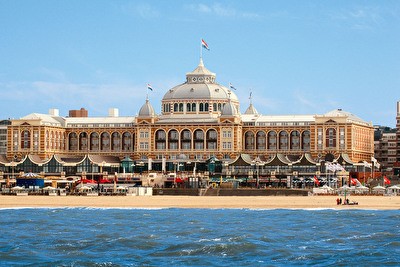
{"left": 5, "top": 59, "right": 374, "bottom": 173}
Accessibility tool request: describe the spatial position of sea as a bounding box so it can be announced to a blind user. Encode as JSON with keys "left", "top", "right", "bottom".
{"left": 0, "top": 208, "right": 399, "bottom": 266}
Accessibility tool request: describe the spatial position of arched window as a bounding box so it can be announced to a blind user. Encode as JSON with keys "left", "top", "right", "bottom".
{"left": 268, "top": 131, "right": 277, "bottom": 150}
{"left": 256, "top": 131, "right": 266, "bottom": 150}
{"left": 174, "top": 103, "right": 178, "bottom": 112}
{"left": 168, "top": 129, "right": 179, "bottom": 150}
{"left": 101, "top": 132, "right": 110, "bottom": 151}
{"left": 199, "top": 103, "right": 204, "bottom": 112}
{"left": 205, "top": 103, "right": 209, "bottom": 112}
{"left": 302, "top": 131, "right": 310, "bottom": 150}
{"left": 69, "top": 132, "right": 78, "bottom": 151}
{"left": 194, "top": 129, "right": 204, "bottom": 150}
{"left": 179, "top": 103, "right": 184, "bottom": 112}
{"left": 245, "top": 131, "right": 255, "bottom": 150}
{"left": 79, "top": 132, "right": 88, "bottom": 151}
{"left": 90, "top": 132, "right": 99, "bottom": 151}
{"left": 192, "top": 103, "right": 196, "bottom": 112}
{"left": 155, "top": 130, "right": 166, "bottom": 150}
{"left": 213, "top": 103, "right": 217, "bottom": 112}
{"left": 111, "top": 132, "right": 121, "bottom": 151}
{"left": 279, "top": 131, "right": 288, "bottom": 150}
{"left": 326, "top": 128, "right": 336, "bottom": 148}
{"left": 181, "top": 129, "right": 191, "bottom": 150}
{"left": 122, "top": 132, "right": 132, "bottom": 151}
{"left": 290, "top": 131, "right": 300, "bottom": 150}
{"left": 206, "top": 129, "right": 217, "bottom": 150}
{"left": 187, "top": 103, "right": 191, "bottom": 112}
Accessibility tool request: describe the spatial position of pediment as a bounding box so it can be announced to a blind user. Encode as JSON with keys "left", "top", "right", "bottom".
{"left": 21, "top": 122, "right": 31, "bottom": 126}
{"left": 325, "top": 119, "right": 337, "bottom": 124}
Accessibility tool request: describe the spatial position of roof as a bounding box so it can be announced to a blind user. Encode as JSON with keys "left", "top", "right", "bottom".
{"left": 241, "top": 114, "right": 315, "bottom": 124}
{"left": 244, "top": 103, "right": 258, "bottom": 115}
{"left": 138, "top": 99, "right": 155, "bottom": 117}
{"left": 321, "top": 109, "right": 370, "bottom": 125}
{"left": 229, "top": 154, "right": 254, "bottom": 166}
{"left": 292, "top": 153, "right": 317, "bottom": 166}
{"left": 221, "top": 99, "right": 238, "bottom": 117}
{"left": 65, "top": 116, "right": 135, "bottom": 126}
{"left": 163, "top": 82, "right": 239, "bottom": 102}
{"left": 265, "top": 154, "right": 292, "bottom": 166}
{"left": 162, "top": 59, "right": 239, "bottom": 103}
{"left": 88, "top": 155, "right": 121, "bottom": 167}
{"left": 19, "top": 113, "right": 65, "bottom": 126}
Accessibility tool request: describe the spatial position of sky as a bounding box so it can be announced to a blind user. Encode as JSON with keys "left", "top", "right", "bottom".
{"left": 1, "top": 0, "right": 399, "bottom": 127}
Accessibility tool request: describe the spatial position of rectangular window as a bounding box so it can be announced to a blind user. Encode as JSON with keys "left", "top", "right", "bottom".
{"left": 140, "top": 131, "right": 149, "bottom": 139}
{"left": 223, "top": 130, "right": 232, "bottom": 138}
{"left": 139, "top": 142, "right": 149, "bottom": 150}
{"left": 222, "top": 142, "right": 232, "bottom": 150}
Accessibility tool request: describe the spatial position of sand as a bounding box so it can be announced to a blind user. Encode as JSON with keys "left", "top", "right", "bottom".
{"left": 1, "top": 195, "right": 399, "bottom": 210}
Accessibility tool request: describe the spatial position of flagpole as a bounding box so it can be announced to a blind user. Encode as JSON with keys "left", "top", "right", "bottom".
{"left": 200, "top": 38, "right": 202, "bottom": 59}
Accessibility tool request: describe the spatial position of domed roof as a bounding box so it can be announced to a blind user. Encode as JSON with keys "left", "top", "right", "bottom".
{"left": 162, "top": 59, "right": 239, "bottom": 102}
{"left": 244, "top": 103, "right": 258, "bottom": 115}
{"left": 221, "top": 99, "right": 238, "bottom": 116}
{"left": 138, "top": 99, "right": 155, "bottom": 117}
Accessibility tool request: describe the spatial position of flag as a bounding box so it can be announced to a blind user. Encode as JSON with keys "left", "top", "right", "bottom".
{"left": 147, "top": 83, "right": 153, "bottom": 91}
{"left": 229, "top": 82, "right": 237, "bottom": 90}
{"left": 314, "top": 175, "right": 320, "bottom": 186}
{"left": 384, "top": 175, "right": 391, "bottom": 185}
{"left": 351, "top": 178, "right": 358, "bottom": 186}
{"left": 201, "top": 39, "right": 209, "bottom": 50}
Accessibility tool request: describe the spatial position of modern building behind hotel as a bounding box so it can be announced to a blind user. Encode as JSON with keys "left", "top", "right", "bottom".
{"left": 2, "top": 59, "right": 375, "bottom": 178}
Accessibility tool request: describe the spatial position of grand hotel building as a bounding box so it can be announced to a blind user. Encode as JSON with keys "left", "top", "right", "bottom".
{"left": 2, "top": 59, "right": 374, "bottom": 178}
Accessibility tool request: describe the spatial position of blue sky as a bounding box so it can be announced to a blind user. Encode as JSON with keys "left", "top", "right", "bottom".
{"left": 1, "top": 1, "right": 399, "bottom": 127}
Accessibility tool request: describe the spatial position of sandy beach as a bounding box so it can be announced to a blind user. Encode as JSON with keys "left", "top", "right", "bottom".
{"left": 1, "top": 195, "right": 399, "bottom": 210}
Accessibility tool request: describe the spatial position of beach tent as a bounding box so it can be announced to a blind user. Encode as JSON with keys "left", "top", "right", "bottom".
{"left": 386, "top": 185, "right": 400, "bottom": 195}
{"left": 43, "top": 186, "right": 56, "bottom": 191}
{"left": 372, "top": 185, "right": 386, "bottom": 195}
{"left": 11, "top": 186, "right": 25, "bottom": 191}
{"left": 355, "top": 185, "right": 369, "bottom": 194}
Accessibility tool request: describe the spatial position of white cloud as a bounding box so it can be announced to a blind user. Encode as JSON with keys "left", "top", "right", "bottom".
{"left": 331, "top": 6, "right": 385, "bottom": 31}
{"left": 120, "top": 3, "right": 160, "bottom": 19}
{"left": 187, "top": 3, "right": 260, "bottom": 19}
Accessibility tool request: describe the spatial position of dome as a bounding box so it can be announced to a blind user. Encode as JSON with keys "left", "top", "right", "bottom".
{"left": 221, "top": 99, "right": 238, "bottom": 116}
{"left": 138, "top": 99, "right": 155, "bottom": 117}
{"left": 244, "top": 103, "right": 258, "bottom": 115}
{"left": 162, "top": 59, "right": 239, "bottom": 103}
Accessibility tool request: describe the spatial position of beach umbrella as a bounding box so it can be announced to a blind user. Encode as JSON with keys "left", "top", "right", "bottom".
{"left": 43, "top": 186, "right": 56, "bottom": 191}
{"left": 11, "top": 186, "right": 25, "bottom": 191}
{"left": 21, "top": 172, "right": 40, "bottom": 178}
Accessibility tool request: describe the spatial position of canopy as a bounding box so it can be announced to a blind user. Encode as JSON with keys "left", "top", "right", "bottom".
{"left": 21, "top": 172, "right": 41, "bottom": 178}
{"left": 43, "top": 186, "right": 56, "bottom": 191}
{"left": 11, "top": 186, "right": 25, "bottom": 191}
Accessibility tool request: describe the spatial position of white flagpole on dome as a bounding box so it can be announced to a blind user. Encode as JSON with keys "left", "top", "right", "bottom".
{"left": 200, "top": 38, "right": 202, "bottom": 59}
